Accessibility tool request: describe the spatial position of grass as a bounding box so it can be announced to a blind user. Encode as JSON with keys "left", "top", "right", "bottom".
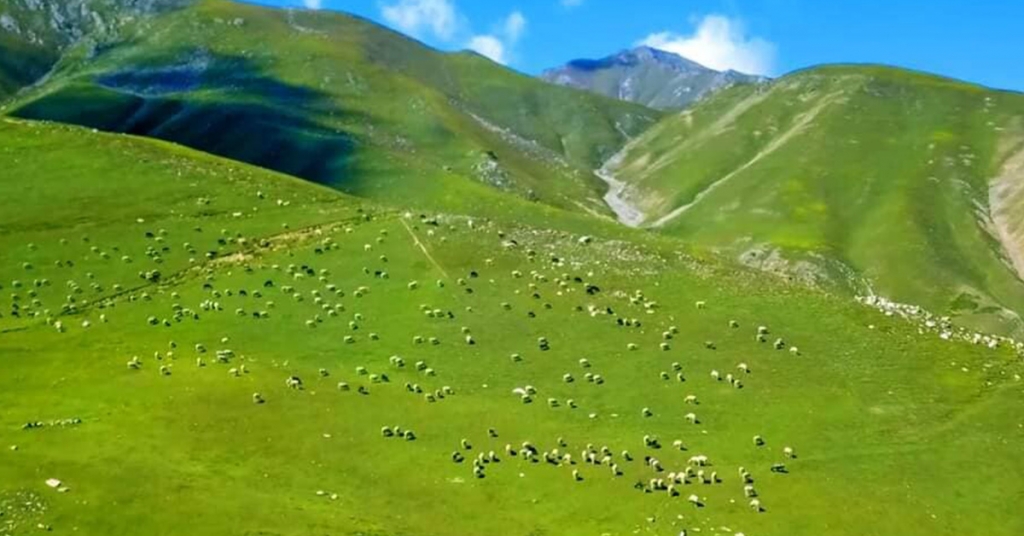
{"left": 1, "top": 119, "right": 1023, "bottom": 536}
{"left": 6, "top": 0, "right": 661, "bottom": 219}
{"left": 609, "top": 65, "right": 1024, "bottom": 336}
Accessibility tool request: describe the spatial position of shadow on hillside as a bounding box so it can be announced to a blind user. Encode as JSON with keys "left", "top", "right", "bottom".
{"left": 14, "top": 52, "right": 356, "bottom": 186}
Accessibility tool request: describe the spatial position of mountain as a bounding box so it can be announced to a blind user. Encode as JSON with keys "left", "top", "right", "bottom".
{"left": 600, "top": 64, "right": 1024, "bottom": 336}
{"left": 0, "top": 0, "right": 190, "bottom": 99}
{"left": 3, "top": 3, "right": 1024, "bottom": 536}
{"left": 2, "top": 0, "right": 661, "bottom": 219}
{"left": 542, "top": 46, "right": 765, "bottom": 110}
{"left": 2, "top": 118, "right": 1022, "bottom": 536}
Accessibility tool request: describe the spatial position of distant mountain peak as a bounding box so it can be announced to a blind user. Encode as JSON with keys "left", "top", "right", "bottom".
{"left": 542, "top": 46, "right": 765, "bottom": 110}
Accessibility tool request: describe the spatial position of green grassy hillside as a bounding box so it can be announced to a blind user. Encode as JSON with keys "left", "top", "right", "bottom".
{"left": 0, "top": 0, "right": 191, "bottom": 100}
{"left": 604, "top": 65, "right": 1024, "bottom": 336}
{"left": 5, "top": 0, "right": 660, "bottom": 218}
{"left": 2, "top": 118, "right": 1023, "bottom": 536}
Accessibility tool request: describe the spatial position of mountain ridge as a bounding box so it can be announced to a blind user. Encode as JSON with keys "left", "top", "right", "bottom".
{"left": 542, "top": 45, "right": 766, "bottom": 109}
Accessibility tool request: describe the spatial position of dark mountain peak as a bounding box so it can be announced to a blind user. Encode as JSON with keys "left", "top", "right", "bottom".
{"left": 542, "top": 46, "right": 765, "bottom": 110}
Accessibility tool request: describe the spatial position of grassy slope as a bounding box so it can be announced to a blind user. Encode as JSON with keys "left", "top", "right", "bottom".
{"left": 1, "top": 119, "right": 1023, "bottom": 536}
{"left": 6, "top": 0, "right": 660, "bottom": 218}
{"left": 0, "top": 0, "right": 192, "bottom": 101}
{"left": 609, "top": 65, "right": 1024, "bottom": 336}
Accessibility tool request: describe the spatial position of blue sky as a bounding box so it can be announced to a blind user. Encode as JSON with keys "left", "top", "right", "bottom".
{"left": 248, "top": 0, "right": 1023, "bottom": 91}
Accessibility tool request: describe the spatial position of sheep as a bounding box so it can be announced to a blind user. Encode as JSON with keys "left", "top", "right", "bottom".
{"left": 159, "top": 365, "right": 170, "bottom": 376}
{"left": 381, "top": 426, "right": 394, "bottom": 438}
{"left": 626, "top": 343, "right": 638, "bottom": 351}
{"left": 676, "top": 372, "right": 686, "bottom": 382}
{"left": 672, "top": 439, "right": 686, "bottom": 451}
{"left": 641, "top": 407, "right": 653, "bottom": 417}
{"left": 709, "top": 471, "right": 718, "bottom": 483}
{"left": 710, "top": 370, "right": 720, "bottom": 381}
{"left": 660, "top": 371, "right": 670, "bottom": 380}
{"left": 566, "top": 399, "right": 577, "bottom": 408}
{"left": 684, "top": 395, "right": 698, "bottom": 405}
{"left": 547, "top": 398, "right": 559, "bottom": 408}
{"left": 729, "top": 320, "right": 740, "bottom": 328}
{"left": 774, "top": 338, "right": 786, "bottom": 350}
{"left": 442, "top": 386, "right": 454, "bottom": 395}
{"left": 464, "top": 335, "right": 475, "bottom": 345}
{"left": 252, "top": 392, "right": 264, "bottom": 404}
{"left": 685, "top": 413, "right": 698, "bottom": 424}
{"left": 790, "top": 346, "right": 800, "bottom": 355}
{"left": 770, "top": 463, "right": 788, "bottom": 473}
{"left": 563, "top": 373, "right": 574, "bottom": 383}
{"left": 695, "top": 301, "right": 706, "bottom": 309}
{"left": 687, "top": 494, "right": 702, "bottom": 507}
{"left": 593, "top": 374, "right": 605, "bottom": 385}
{"left": 510, "top": 353, "right": 523, "bottom": 362}
{"left": 285, "top": 376, "right": 303, "bottom": 389}
{"left": 737, "top": 363, "right": 750, "bottom": 373}
{"left": 743, "top": 484, "right": 757, "bottom": 497}
{"left": 579, "top": 358, "right": 591, "bottom": 368}
{"left": 319, "top": 368, "right": 330, "bottom": 378}
{"left": 357, "top": 385, "right": 369, "bottom": 395}
{"left": 337, "top": 382, "right": 350, "bottom": 391}
{"left": 749, "top": 498, "right": 762, "bottom": 512}
{"left": 783, "top": 446, "right": 795, "bottom": 459}
{"left": 753, "top": 435, "right": 765, "bottom": 446}
{"left": 356, "top": 366, "right": 368, "bottom": 376}
{"left": 757, "top": 326, "right": 770, "bottom": 335}
{"left": 621, "top": 450, "right": 632, "bottom": 461}
{"left": 126, "top": 357, "right": 141, "bottom": 370}
{"left": 659, "top": 342, "right": 670, "bottom": 351}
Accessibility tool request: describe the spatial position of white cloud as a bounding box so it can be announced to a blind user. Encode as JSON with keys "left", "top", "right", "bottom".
{"left": 466, "top": 10, "right": 527, "bottom": 66}
{"left": 503, "top": 11, "right": 526, "bottom": 43}
{"left": 467, "top": 34, "right": 506, "bottom": 64}
{"left": 638, "top": 15, "right": 776, "bottom": 75}
{"left": 303, "top": 0, "right": 322, "bottom": 8}
{"left": 561, "top": 0, "right": 584, "bottom": 8}
{"left": 381, "top": 0, "right": 458, "bottom": 40}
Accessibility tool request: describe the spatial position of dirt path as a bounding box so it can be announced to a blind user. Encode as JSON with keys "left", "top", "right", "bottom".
{"left": 400, "top": 218, "right": 450, "bottom": 279}
{"left": 651, "top": 91, "right": 841, "bottom": 228}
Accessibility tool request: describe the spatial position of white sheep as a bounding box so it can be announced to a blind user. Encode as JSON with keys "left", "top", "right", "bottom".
{"left": 685, "top": 413, "right": 698, "bottom": 424}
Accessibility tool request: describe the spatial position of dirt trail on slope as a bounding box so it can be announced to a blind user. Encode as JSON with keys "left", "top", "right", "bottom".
{"left": 988, "top": 141, "right": 1024, "bottom": 280}
{"left": 651, "top": 91, "right": 843, "bottom": 228}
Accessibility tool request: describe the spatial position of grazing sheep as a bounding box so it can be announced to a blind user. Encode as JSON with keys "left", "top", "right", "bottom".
{"left": 744, "top": 484, "right": 757, "bottom": 497}
{"left": 749, "top": 498, "right": 762, "bottom": 512}
{"left": 757, "top": 326, "right": 770, "bottom": 335}
{"left": 622, "top": 450, "right": 632, "bottom": 461}
{"left": 127, "top": 357, "right": 141, "bottom": 370}
{"left": 660, "top": 371, "right": 670, "bottom": 380}
{"left": 343, "top": 335, "right": 355, "bottom": 344}
{"left": 771, "top": 463, "right": 787, "bottom": 473}
{"left": 319, "top": 368, "right": 330, "bottom": 377}
{"left": 774, "top": 338, "right": 786, "bottom": 350}
{"left": 676, "top": 372, "right": 686, "bottom": 382}
{"left": 579, "top": 358, "right": 591, "bottom": 368}
{"left": 563, "top": 373, "right": 574, "bottom": 383}
{"left": 737, "top": 363, "right": 750, "bottom": 373}
{"left": 685, "top": 413, "right": 698, "bottom": 424}
{"left": 684, "top": 395, "right": 698, "bottom": 404}
{"left": 337, "top": 382, "right": 350, "bottom": 391}
{"left": 285, "top": 376, "right": 303, "bottom": 389}
{"left": 642, "top": 407, "right": 653, "bottom": 417}
{"left": 687, "top": 494, "right": 702, "bottom": 507}
{"left": 783, "top": 446, "right": 795, "bottom": 458}
{"left": 672, "top": 439, "right": 686, "bottom": 451}
{"left": 730, "top": 320, "right": 739, "bottom": 328}
{"left": 252, "top": 392, "right": 264, "bottom": 404}
{"left": 753, "top": 435, "right": 765, "bottom": 446}
{"left": 356, "top": 366, "right": 368, "bottom": 376}
{"left": 790, "top": 346, "right": 800, "bottom": 355}
{"left": 695, "top": 301, "right": 706, "bottom": 309}
{"left": 566, "top": 399, "right": 577, "bottom": 408}
{"left": 159, "top": 365, "right": 170, "bottom": 376}
{"left": 627, "top": 343, "right": 638, "bottom": 351}
{"left": 710, "top": 370, "right": 721, "bottom": 381}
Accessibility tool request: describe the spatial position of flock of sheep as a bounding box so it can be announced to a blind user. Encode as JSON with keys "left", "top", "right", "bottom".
{"left": 8, "top": 208, "right": 808, "bottom": 533}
